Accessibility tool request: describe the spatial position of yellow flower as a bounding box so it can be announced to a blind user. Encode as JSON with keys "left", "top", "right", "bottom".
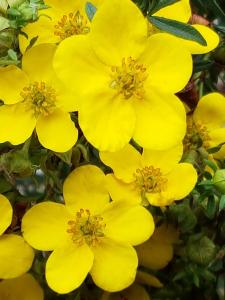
{"left": 151, "top": 0, "right": 219, "bottom": 54}
{"left": 100, "top": 143, "right": 197, "bottom": 206}
{"left": 0, "top": 273, "right": 44, "bottom": 300}
{"left": 54, "top": 0, "right": 192, "bottom": 152}
{"left": 0, "top": 194, "right": 34, "bottom": 279}
{"left": 19, "top": 0, "right": 103, "bottom": 53}
{"left": 0, "top": 43, "right": 78, "bottom": 152}
{"left": 136, "top": 223, "right": 179, "bottom": 270}
{"left": 184, "top": 93, "right": 225, "bottom": 151}
{"left": 22, "top": 165, "right": 154, "bottom": 294}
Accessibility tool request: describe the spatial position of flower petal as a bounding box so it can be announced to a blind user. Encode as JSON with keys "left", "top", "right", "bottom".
{"left": 63, "top": 165, "right": 110, "bottom": 214}
{"left": 100, "top": 144, "right": 142, "bottom": 182}
{"left": 36, "top": 109, "right": 77, "bottom": 152}
{"left": 141, "top": 33, "right": 192, "bottom": 93}
{"left": 153, "top": 0, "right": 191, "bottom": 23}
{"left": 46, "top": 241, "right": 93, "bottom": 294}
{"left": 154, "top": 163, "right": 197, "bottom": 205}
{"left": 0, "top": 66, "right": 29, "bottom": 104}
{"left": 136, "top": 271, "right": 163, "bottom": 288}
{"left": 0, "top": 274, "right": 44, "bottom": 300}
{"left": 106, "top": 174, "right": 141, "bottom": 204}
{"left": 0, "top": 195, "right": 12, "bottom": 236}
{"left": 19, "top": 15, "right": 60, "bottom": 54}
{"left": 193, "top": 93, "right": 225, "bottom": 130}
{"left": 0, "top": 103, "right": 36, "bottom": 145}
{"left": 142, "top": 144, "right": 183, "bottom": 174}
{"left": 209, "top": 128, "right": 225, "bottom": 148}
{"left": 91, "top": 238, "right": 138, "bottom": 292}
{"left": 90, "top": 0, "right": 147, "bottom": 65}
{"left": 181, "top": 25, "right": 219, "bottom": 54}
{"left": 132, "top": 92, "right": 186, "bottom": 150}
{"left": 102, "top": 201, "right": 154, "bottom": 245}
{"left": 22, "top": 201, "right": 71, "bottom": 251}
{"left": 54, "top": 35, "right": 110, "bottom": 94}
{"left": 136, "top": 238, "right": 173, "bottom": 270}
{"left": 0, "top": 234, "right": 34, "bottom": 279}
{"left": 22, "top": 43, "right": 57, "bottom": 83}
{"left": 79, "top": 93, "right": 136, "bottom": 152}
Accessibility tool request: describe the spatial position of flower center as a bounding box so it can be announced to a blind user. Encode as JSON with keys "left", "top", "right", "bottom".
{"left": 184, "top": 117, "right": 211, "bottom": 150}
{"left": 54, "top": 11, "right": 90, "bottom": 41}
{"left": 67, "top": 209, "right": 106, "bottom": 246}
{"left": 134, "top": 166, "right": 167, "bottom": 195}
{"left": 21, "top": 82, "right": 56, "bottom": 117}
{"left": 110, "top": 57, "right": 148, "bottom": 100}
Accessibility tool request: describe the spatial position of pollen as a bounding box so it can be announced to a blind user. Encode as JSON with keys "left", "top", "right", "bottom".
{"left": 134, "top": 166, "right": 167, "bottom": 195}
{"left": 21, "top": 81, "right": 56, "bottom": 117}
{"left": 110, "top": 57, "right": 148, "bottom": 100}
{"left": 54, "top": 11, "right": 90, "bottom": 41}
{"left": 67, "top": 209, "right": 106, "bottom": 246}
{"left": 184, "top": 117, "right": 211, "bottom": 150}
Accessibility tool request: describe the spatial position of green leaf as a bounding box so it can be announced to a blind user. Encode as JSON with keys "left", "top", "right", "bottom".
{"left": 0, "top": 16, "right": 10, "bottom": 31}
{"left": 148, "top": 16, "right": 207, "bottom": 45}
{"left": 7, "top": 49, "right": 17, "bottom": 61}
{"left": 204, "top": 159, "right": 218, "bottom": 173}
{"left": 54, "top": 149, "right": 72, "bottom": 165}
{"left": 219, "top": 195, "right": 225, "bottom": 213}
{"left": 208, "top": 142, "right": 225, "bottom": 154}
{"left": 148, "top": 0, "right": 179, "bottom": 15}
{"left": 85, "top": 2, "right": 97, "bottom": 21}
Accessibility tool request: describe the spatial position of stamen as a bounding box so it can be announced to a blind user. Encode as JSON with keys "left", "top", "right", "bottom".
{"left": 184, "top": 117, "right": 211, "bottom": 150}
{"left": 20, "top": 82, "right": 56, "bottom": 117}
{"left": 110, "top": 57, "right": 148, "bottom": 100}
{"left": 134, "top": 166, "right": 167, "bottom": 195}
{"left": 67, "top": 209, "right": 106, "bottom": 246}
{"left": 54, "top": 11, "right": 90, "bottom": 40}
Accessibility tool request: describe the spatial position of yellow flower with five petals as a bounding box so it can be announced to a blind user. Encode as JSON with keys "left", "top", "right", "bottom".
{"left": 19, "top": 0, "right": 103, "bottom": 53}
{"left": 0, "top": 43, "right": 78, "bottom": 152}
{"left": 22, "top": 165, "right": 154, "bottom": 294}
{"left": 100, "top": 143, "right": 197, "bottom": 206}
{"left": 54, "top": 0, "right": 192, "bottom": 152}
{"left": 0, "top": 194, "right": 34, "bottom": 279}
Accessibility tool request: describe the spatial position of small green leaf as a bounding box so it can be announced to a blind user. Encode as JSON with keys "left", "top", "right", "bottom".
{"left": 54, "top": 149, "right": 72, "bottom": 165}
{"left": 0, "top": 16, "right": 10, "bottom": 31}
{"left": 85, "top": 2, "right": 97, "bottom": 21}
{"left": 7, "top": 49, "right": 17, "bottom": 61}
{"left": 148, "top": 16, "right": 207, "bottom": 45}
{"left": 204, "top": 159, "right": 218, "bottom": 173}
{"left": 219, "top": 195, "right": 225, "bottom": 212}
{"left": 149, "top": 0, "right": 180, "bottom": 15}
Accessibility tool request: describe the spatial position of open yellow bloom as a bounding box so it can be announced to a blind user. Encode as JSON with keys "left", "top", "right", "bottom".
{"left": 22, "top": 165, "right": 154, "bottom": 294}
{"left": 0, "top": 194, "right": 34, "bottom": 279}
{"left": 152, "top": 0, "right": 219, "bottom": 54}
{"left": 0, "top": 43, "right": 78, "bottom": 152}
{"left": 19, "top": 0, "right": 103, "bottom": 53}
{"left": 0, "top": 273, "right": 44, "bottom": 300}
{"left": 100, "top": 144, "right": 197, "bottom": 206}
{"left": 184, "top": 93, "right": 225, "bottom": 151}
{"left": 54, "top": 0, "right": 192, "bottom": 152}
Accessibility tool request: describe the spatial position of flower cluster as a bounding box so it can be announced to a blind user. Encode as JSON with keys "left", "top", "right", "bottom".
{"left": 0, "top": 0, "right": 224, "bottom": 299}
